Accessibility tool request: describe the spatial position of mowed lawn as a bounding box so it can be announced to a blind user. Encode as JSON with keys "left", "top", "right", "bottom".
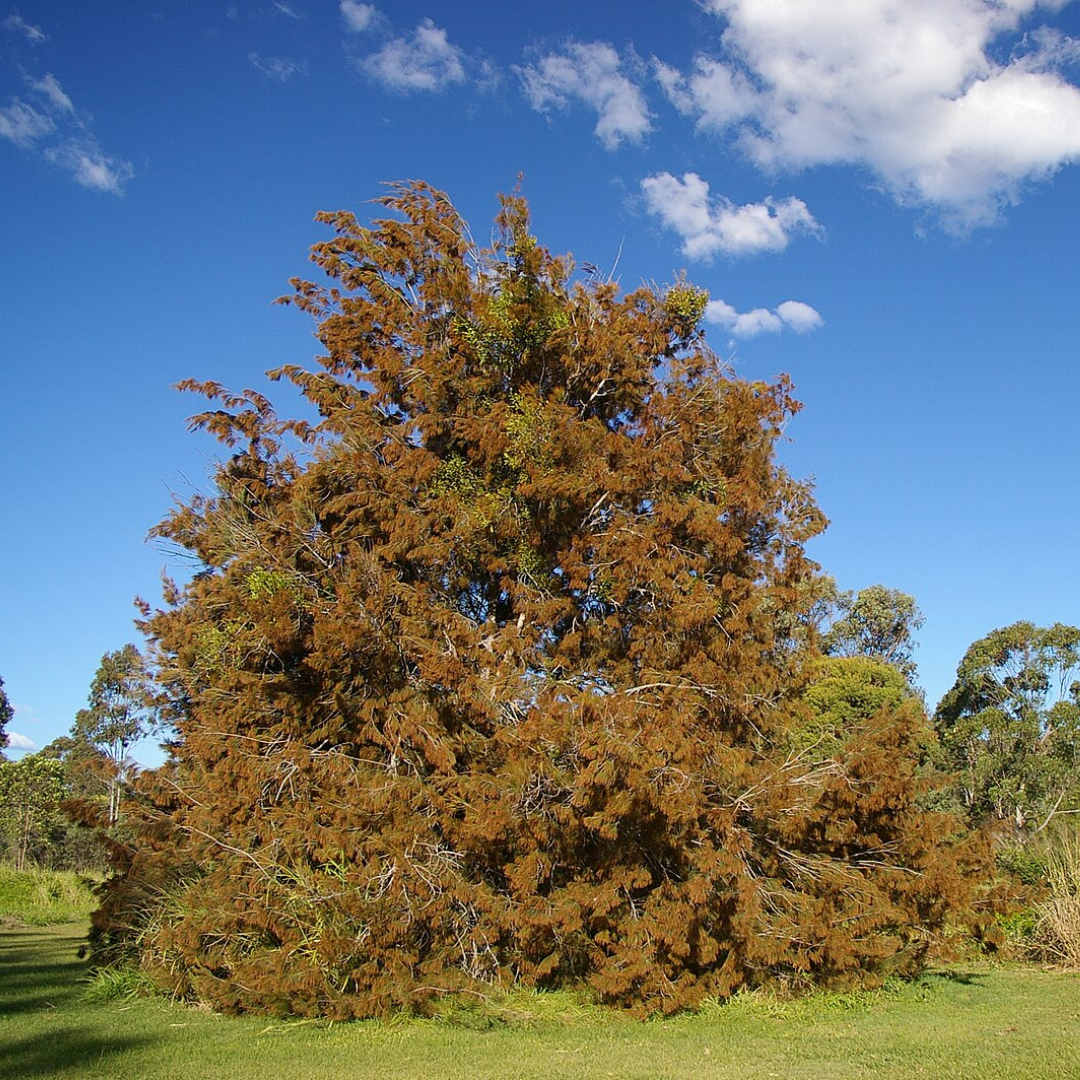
{"left": 3, "top": 923, "right": 1080, "bottom": 1080}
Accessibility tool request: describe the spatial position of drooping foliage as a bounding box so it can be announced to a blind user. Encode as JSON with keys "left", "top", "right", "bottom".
{"left": 94, "top": 183, "right": 992, "bottom": 1017}
{"left": 935, "top": 621, "right": 1080, "bottom": 835}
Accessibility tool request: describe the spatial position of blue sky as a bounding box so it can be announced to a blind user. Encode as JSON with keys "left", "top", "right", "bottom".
{"left": 3, "top": 0, "right": 1080, "bottom": 762}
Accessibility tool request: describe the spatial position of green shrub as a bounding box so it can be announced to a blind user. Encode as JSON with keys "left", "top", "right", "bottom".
{"left": 996, "top": 908, "right": 1038, "bottom": 950}
{"left": 996, "top": 844, "right": 1050, "bottom": 888}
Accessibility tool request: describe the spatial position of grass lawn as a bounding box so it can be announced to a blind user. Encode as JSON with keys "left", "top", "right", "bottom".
{"left": 2, "top": 922, "right": 1079, "bottom": 1079}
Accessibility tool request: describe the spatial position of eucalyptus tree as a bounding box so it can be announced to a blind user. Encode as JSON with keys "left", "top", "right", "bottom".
{"left": 822, "top": 583, "right": 924, "bottom": 684}
{"left": 74, "top": 644, "right": 152, "bottom": 824}
{"left": 935, "top": 621, "right": 1080, "bottom": 834}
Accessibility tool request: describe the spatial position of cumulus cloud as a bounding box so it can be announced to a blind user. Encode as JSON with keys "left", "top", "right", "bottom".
{"left": 706, "top": 297, "right": 823, "bottom": 338}
{"left": 774, "top": 300, "right": 824, "bottom": 333}
{"left": 663, "top": 0, "right": 1080, "bottom": 229}
{"left": 360, "top": 19, "right": 466, "bottom": 93}
{"left": 6, "top": 731, "right": 36, "bottom": 752}
{"left": 653, "top": 59, "right": 696, "bottom": 115}
{"left": 2, "top": 11, "right": 44, "bottom": 43}
{"left": 248, "top": 53, "right": 306, "bottom": 81}
{"left": 641, "top": 171, "right": 822, "bottom": 258}
{"left": 340, "top": 0, "right": 376, "bottom": 33}
{"left": 44, "top": 138, "right": 134, "bottom": 194}
{"left": 517, "top": 41, "right": 652, "bottom": 149}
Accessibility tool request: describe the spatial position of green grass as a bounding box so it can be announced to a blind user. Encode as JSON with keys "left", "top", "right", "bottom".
{"left": 3, "top": 922, "right": 1080, "bottom": 1079}
{"left": 0, "top": 864, "right": 98, "bottom": 927}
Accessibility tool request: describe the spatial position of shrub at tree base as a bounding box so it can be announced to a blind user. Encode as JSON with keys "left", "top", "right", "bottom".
{"left": 91, "top": 183, "right": 996, "bottom": 1017}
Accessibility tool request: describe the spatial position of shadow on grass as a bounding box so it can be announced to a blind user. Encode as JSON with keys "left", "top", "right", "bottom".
{"left": 0, "top": 931, "right": 88, "bottom": 1013}
{"left": 1, "top": 926, "right": 159, "bottom": 1075}
{"left": 0, "top": 1029, "right": 155, "bottom": 1079}
{"left": 921, "top": 969, "right": 988, "bottom": 987}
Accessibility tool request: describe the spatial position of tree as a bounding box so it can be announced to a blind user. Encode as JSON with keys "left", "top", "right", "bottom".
{"left": 93, "top": 182, "right": 991, "bottom": 1017}
{"left": 934, "top": 621, "right": 1080, "bottom": 834}
{"left": 0, "top": 754, "right": 65, "bottom": 869}
{"left": 36, "top": 735, "right": 113, "bottom": 871}
{"left": 0, "top": 669, "right": 12, "bottom": 758}
{"left": 795, "top": 655, "right": 911, "bottom": 759}
{"left": 74, "top": 645, "right": 152, "bottom": 824}
{"left": 822, "top": 584, "right": 925, "bottom": 684}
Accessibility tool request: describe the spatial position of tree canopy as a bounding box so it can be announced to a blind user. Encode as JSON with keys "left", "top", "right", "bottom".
{"left": 796, "top": 655, "right": 911, "bottom": 759}
{"left": 93, "top": 182, "right": 992, "bottom": 1017}
{"left": 0, "top": 669, "right": 12, "bottom": 757}
{"left": 822, "top": 584, "right": 924, "bottom": 683}
{"left": 74, "top": 645, "right": 153, "bottom": 824}
{"left": 0, "top": 754, "right": 65, "bottom": 869}
{"left": 934, "top": 621, "right": 1080, "bottom": 834}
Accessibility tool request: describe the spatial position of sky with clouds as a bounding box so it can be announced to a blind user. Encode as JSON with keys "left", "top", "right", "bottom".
{"left": 2, "top": 0, "right": 1080, "bottom": 761}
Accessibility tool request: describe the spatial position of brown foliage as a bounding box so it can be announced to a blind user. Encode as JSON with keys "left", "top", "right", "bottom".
{"left": 93, "top": 182, "right": 992, "bottom": 1016}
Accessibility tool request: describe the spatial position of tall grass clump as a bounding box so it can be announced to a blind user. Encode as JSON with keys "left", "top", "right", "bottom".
{"left": 1031, "top": 828, "right": 1080, "bottom": 967}
{"left": 0, "top": 861, "right": 99, "bottom": 925}
{"left": 82, "top": 964, "right": 160, "bottom": 1003}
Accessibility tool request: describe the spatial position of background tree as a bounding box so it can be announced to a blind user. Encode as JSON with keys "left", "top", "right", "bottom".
{"left": 934, "top": 621, "right": 1080, "bottom": 835}
{"left": 795, "top": 655, "right": 910, "bottom": 759}
{"left": 74, "top": 645, "right": 152, "bottom": 824}
{"left": 93, "top": 182, "right": 992, "bottom": 1017}
{"left": 822, "top": 584, "right": 925, "bottom": 684}
{"left": 37, "top": 735, "right": 112, "bottom": 871}
{"left": 0, "top": 754, "right": 65, "bottom": 869}
{"left": 0, "top": 669, "right": 12, "bottom": 758}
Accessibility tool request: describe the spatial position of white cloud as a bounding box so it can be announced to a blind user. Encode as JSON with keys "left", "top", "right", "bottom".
{"left": 340, "top": 0, "right": 376, "bottom": 33}
{"left": 272, "top": 1, "right": 301, "bottom": 18}
{"left": 0, "top": 98, "right": 54, "bottom": 148}
{"left": 45, "top": 138, "right": 134, "bottom": 194}
{"left": 361, "top": 19, "right": 466, "bottom": 93}
{"left": 248, "top": 53, "right": 306, "bottom": 82}
{"left": 29, "top": 73, "right": 74, "bottom": 114}
{"left": 2, "top": 12, "right": 44, "bottom": 43}
{"left": 775, "top": 300, "right": 824, "bottom": 333}
{"left": 653, "top": 59, "right": 696, "bottom": 115}
{"left": 6, "top": 731, "right": 36, "bottom": 752}
{"left": 669, "top": 56, "right": 759, "bottom": 132}
{"left": 666, "top": 0, "right": 1080, "bottom": 229}
{"left": 517, "top": 41, "right": 652, "bottom": 149}
{"left": 641, "top": 171, "right": 822, "bottom": 258}
{"left": 706, "top": 297, "right": 823, "bottom": 338}
{"left": 1, "top": 22, "right": 133, "bottom": 195}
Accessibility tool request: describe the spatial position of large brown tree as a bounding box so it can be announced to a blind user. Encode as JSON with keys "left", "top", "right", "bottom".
{"left": 94, "top": 183, "right": 991, "bottom": 1017}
